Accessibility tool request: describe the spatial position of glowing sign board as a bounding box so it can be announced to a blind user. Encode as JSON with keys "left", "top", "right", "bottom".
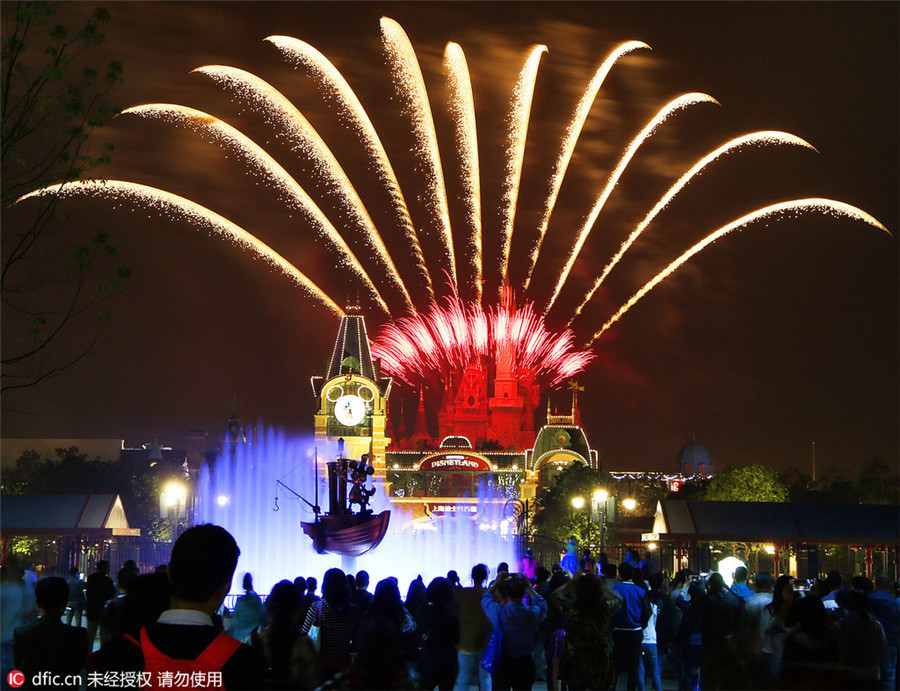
{"left": 418, "top": 452, "right": 492, "bottom": 472}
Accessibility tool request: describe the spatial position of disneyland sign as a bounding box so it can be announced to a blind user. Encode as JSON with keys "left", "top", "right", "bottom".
{"left": 418, "top": 452, "right": 492, "bottom": 472}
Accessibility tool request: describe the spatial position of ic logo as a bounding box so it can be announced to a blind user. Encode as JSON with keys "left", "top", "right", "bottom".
{"left": 7, "top": 670, "right": 25, "bottom": 688}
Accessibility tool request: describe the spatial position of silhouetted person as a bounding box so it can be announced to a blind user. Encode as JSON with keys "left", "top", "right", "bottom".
{"left": 482, "top": 572, "right": 547, "bottom": 691}
{"left": 116, "top": 572, "right": 172, "bottom": 638}
{"left": 300, "top": 576, "right": 319, "bottom": 626}
{"left": 579, "top": 549, "right": 597, "bottom": 575}
{"left": 454, "top": 564, "right": 492, "bottom": 691}
{"left": 840, "top": 589, "right": 886, "bottom": 689}
{"left": 701, "top": 572, "right": 744, "bottom": 689}
{"left": 14, "top": 577, "right": 90, "bottom": 688}
{"left": 351, "top": 570, "right": 373, "bottom": 613}
{"left": 300, "top": 568, "right": 361, "bottom": 680}
{"left": 780, "top": 594, "right": 840, "bottom": 690}
{"left": 90, "top": 524, "right": 262, "bottom": 689}
{"left": 869, "top": 573, "right": 900, "bottom": 690}
{"left": 677, "top": 579, "right": 706, "bottom": 691}
{"left": 229, "top": 572, "right": 265, "bottom": 642}
{"left": 406, "top": 575, "right": 427, "bottom": 620}
{"left": 416, "top": 577, "right": 460, "bottom": 690}
{"left": 356, "top": 578, "right": 415, "bottom": 690}
{"left": 519, "top": 550, "right": 537, "bottom": 581}
{"left": 612, "top": 562, "right": 648, "bottom": 690}
{"left": 100, "top": 566, "right": 138, "bottom": 644}
{"left": 85, "top": 561, "right": 116, "bottom": 648}
{"left": 552, "top": 572, "right": 621, "bottom": 690}
{"left": 601, "top": 561, "right": 619, "bottom": 585}
{"left": 65, "top": 567, "right": 86, "bottom": 627}
{"left": 2, "top": 558, "right": 34, "bottom": 677}
{"left": 730, "top": 566, "right": 754, "bottom": 601}
{"left": 246, "top": 580, "right": 320, "bottom": 689}
{"left": 743, "top": 572, "right": 775, "bottom": 687}
{"left": 821, "top": 570, "right": 844, "bottom": 618}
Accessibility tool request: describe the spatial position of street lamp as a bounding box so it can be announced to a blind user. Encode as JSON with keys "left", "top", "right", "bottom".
{"left": 160, "top": 481, "right": 188, "bottom": 541}
{"left": 571, "top": 496, "right": 587, "bottom": 544}
{"left": 622, "top": 498, "right": 637, "bottom": 511}
{"left": 590, "top": 489, "right": 610, "bottom": 554}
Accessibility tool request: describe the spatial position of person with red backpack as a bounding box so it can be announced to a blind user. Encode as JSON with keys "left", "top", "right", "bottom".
{"left": 89, "top": 524, "right": 262, "bottom": 689}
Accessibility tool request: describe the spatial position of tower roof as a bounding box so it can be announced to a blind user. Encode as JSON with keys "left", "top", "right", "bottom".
{"left": 327, "top": 314, "right": 378, "bottom": 381}
{"left": 312, "top": 312, "right": 392, "bottom": 399}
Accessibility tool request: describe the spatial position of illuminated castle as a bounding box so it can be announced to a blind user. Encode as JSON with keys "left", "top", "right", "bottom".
{"left": 312, "top": 302, "right": 600, "bottom": 521}
{"left": 397, "top": 287, "right": 542, "bottom": 451}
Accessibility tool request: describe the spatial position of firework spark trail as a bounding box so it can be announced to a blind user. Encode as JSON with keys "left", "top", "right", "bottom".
{"left": 543, "top": 92, "right": 719, "bottom": 313}
{"left": 381, "top": 17, "right": 457, "bottom": 288}
{"left": 121, "top": 104, "right": 391, "bottom": 316}
{"left": 568, "top": 131, "right": 816, "bottom": 323}
{"left": 521, "top": 40, "right": 650, "bottom": 292}
{"left": 266, "top": 35, "right": 434, "bottom": 303}
{"left": 469, "top": 304, "right": 490, "bottom": 355}
{"left": 586, "top": 198, "right": 890, "bottom": 345}
{"left": 370, "top": 295, "right": 593, "bottom": 387}
{"left": 444, "top": 43, "right": 483, "bottom": 304}
{"left": 446, "top": 294, "right": 471, "bottom": 359}
{"left": 18, "top": 180, "right": 344, "bottom": 317}
{"left": 497, "top": 45, "right": 547, "bottom": 296}
{"left": 192, "top": 66, "right": 415, "bottom": 313}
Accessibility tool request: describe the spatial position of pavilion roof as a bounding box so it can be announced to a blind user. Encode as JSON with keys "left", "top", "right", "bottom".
{"left": 650, "top": 500, "right": 899, "bottom": 545}
{"left": 0, "top": 494, "right": 139, "bottom": 537}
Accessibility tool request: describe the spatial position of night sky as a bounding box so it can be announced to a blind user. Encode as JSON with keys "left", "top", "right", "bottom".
{"left": 2, "top": 2, "right": 897, "bottom": 476}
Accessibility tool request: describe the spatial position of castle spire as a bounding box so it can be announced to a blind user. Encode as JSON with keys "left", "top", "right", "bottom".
{"left": 409, "top": 388, "right": 431, "bottom": 445}
{"left": 568, "top": 380, "right": 584, "bottom": 426}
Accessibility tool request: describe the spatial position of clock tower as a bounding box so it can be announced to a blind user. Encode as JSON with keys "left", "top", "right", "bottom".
{"left": 312, "top": 307, "right": 392, "bottom": 476}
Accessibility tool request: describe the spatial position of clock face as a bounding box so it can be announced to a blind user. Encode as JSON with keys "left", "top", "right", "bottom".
{"left": 334, "top": 394, "right": 366, "bottom": 426}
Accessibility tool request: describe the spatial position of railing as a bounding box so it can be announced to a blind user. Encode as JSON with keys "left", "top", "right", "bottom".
{"left": 26, "top": 537, "right": 173, "bottom": 577}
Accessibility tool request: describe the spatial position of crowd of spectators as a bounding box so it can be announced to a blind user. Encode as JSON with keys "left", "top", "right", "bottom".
{"left": 1, "top": 526, "right": 898, "bottom": 691}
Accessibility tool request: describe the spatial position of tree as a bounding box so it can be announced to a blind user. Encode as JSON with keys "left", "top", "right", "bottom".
{"left": 532, "top": 463, "right": 606, "bottom": 545}
{"left": 1, "top": 445, "right": 119, "bottom": 494}
{"left": 781, "top": 459, "right": 899, "bottom": 505}
{"left": 1, "top": 2, "right": 127, "bottom": 393}
{"left": 1, "top": 445, "right": 168, "bottom": 538}
{"left": 700, "top": 464, "right": 788, "bottom": 503}
{"left": 855, "top": 458, "right": 900, "bottom": 505}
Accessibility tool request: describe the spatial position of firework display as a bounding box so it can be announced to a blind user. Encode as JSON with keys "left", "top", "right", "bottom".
{"left": 17, "top": 18, "right": 888, "bottom": 401}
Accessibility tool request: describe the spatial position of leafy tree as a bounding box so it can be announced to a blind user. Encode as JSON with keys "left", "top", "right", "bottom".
{"left": 128, "top": 469, "right": 175, "bottom": 542}
{"left": 1, "top": 445, "right": 169, "bottom": 538}
{"left": 781, "top": 460, "right": 899, "bottom": 505}
{"left": 1, "top": 2, "right": 127, "bottom": 393}
{"left": 2, "top": 445, "right": 119, "bottom": 494}
{"left": 700, "top": 464, "right": 788, "bottom": 503}
{"left": 855, "top": 458, "right": 900, "bottom": 505}
{"left": 627, "top": 478, "right": 673, "bottom": 517}
{"left": 532, "top": 463, "right": 606, "bottom": 545}
{"left": 669, "top": 476, "right": 711, "bottom": 500}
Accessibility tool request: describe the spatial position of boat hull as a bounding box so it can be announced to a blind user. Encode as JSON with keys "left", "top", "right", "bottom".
{"left": 301, "top": 510, "right": 391, "bottom": 557}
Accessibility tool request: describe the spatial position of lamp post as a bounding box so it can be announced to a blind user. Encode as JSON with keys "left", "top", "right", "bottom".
{"left": 571, "top": 496, "right": 587, "bottom": 545}
{"left": 160, "top": 481, "right": 187, "bottom": 542}
{"left": 591, "top": 489, "right": 609, "bottom": 554}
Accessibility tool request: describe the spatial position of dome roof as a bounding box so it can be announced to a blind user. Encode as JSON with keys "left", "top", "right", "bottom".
{"left": 440, "top": 435, "right": 472, "bottom": 449}
{"left": 676, "top": 440, "right": 713, "bottom": 474}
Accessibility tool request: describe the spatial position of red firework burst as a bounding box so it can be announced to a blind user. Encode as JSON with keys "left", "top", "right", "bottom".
{"left": 371, "top": 292, "right": 594, "bottom": 389}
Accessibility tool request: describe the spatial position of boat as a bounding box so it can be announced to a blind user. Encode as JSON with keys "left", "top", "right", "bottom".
{"left": 286, "top": 454, "right": 391, "bottom": 558}
{"left": 301, "top": 510, "right": 391, "bottom": 557}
